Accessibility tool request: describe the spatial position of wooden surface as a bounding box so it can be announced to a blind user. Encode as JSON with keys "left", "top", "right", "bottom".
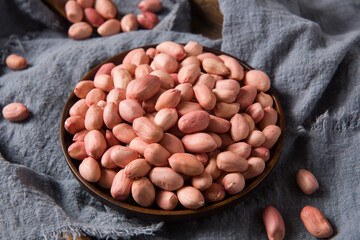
{"left": 190, "top": 0, "right": 223, "bottom": 39}
{"left": 41, "top": 0, "right": 223, "bottom": 39}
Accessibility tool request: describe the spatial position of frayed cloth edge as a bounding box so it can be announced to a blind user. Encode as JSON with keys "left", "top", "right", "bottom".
{"left": 41, "top": 222, "right": 164, "bottom": 240}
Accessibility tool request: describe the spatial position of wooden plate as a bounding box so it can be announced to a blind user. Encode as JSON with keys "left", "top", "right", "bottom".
{"left": 60, "top": 45, "right": 285, "bottom": 221}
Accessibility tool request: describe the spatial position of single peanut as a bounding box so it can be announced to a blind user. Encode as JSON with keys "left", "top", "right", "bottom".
{"left": 222, "top": 172, "right": 245, "bottom": 194}
{"left": 95, "top": 0, "right": 117, "bottom": 19}
{"left": 85, "top": 104, "right": 103, "bottom": 130}
{"left": 97, "top": 19, "right": 121, "bottom": 37}
{"left": 300, "top": 206, "right": 333, "bottom": 238}
{"left": 202, "top": 182, "right": 226, "bottom": 203}
{"left": 244, "top": 70, "right": 271, "bottom": 92}
{"left": 156, "top": 41, "right": 186, "bottom": 61}
{"left": 156, "top": 190, "right": 178, "bottom": 210}
{"left": 194, "top": 73, "right": 216, "bottom": 89}
{"left": 230, "top": 113, "right": 250, "bottom": 141}
{"left": 296, "top": 169, "right": 319, "bottom": 195}
{"left": 246, "top": 130, "right": 266, "bottom": 147}
{"left": 94, "top": 74, "right": 114, "bottom": 92}
{"left": 236, "top": 85, "right": 257, "bottom": 111}
{"left": 2, "top": 103, "right": 30, "bottom": 121}
{"left": 68, "top": 22, "right": 93, "bottom": 40}
{"left": 132, "top": 177, "right": 156, "bottom": 207}
{"left": 120, "top": 13, "right": 138, "bottom": 32}
{"left": 243, "top": 157, "right": 266, "bottom": 180}
{"left": 113, "top": 68, "right": 132, "bottom": 90}
{"left": 144, "top": 143, "right": 171, "bottom": 166}
{"left": 138, "top": 0, "right": 163, "bottom": 13}
{"left": 191, "top": 171, "right": 212, "bottom": 191}
{"left": 262, "top": 206, "right": 286, "bottom": 240}
{"left": 84, "top": 129, "right": 107, "bottom": 159}
{"left": 155, "top": 89, "right": 181, "bottom": 111}
{"left": 256, "top": 92, "right": 274, "bottom": 108}
{"left": 65, "top": 0, "right": 83, "bottom": 23}
{"left": 126, "top": 74, "right": 161, "bottom": 101}
{"left": 65, "top": 116, "right": 85, "bottom": 135}
{"left": 70, "top": 99, "right": 89, "bottom": 118}
{"left": 154, "top": 108, "right": 178, "bottom": 131}
{"left": 68, "top": 141, "right": 87, "bottom": 160}
{"left": 149, "top": 167, "right": 184, "bottom": 191}
{"left": 6, "top": 54, "right": 28, "bottom": 70}
{"left": 262, "top": 125, "right": 281, "bottom": 149}
{"left": 258, "top": 107, "right": 278, "bottom": 130}
{"left": 202, "top": 58, "right": 230, "bottom": 76}
{"left": 169, "top": 153, "right": 204, "bottom": 176}
{"left": 74, "top": 80, "right": 95, "bottom": 98}
{"left": 177, "top": 186, "right": 205, "bottom": 209}
{"left": 218, "top": 55, "right": 244, "bottom": 80}
{"left": 216, "top": 151, "right": 249, "bottom": 172}
{"left": 111, "top": 169, "right": 133, "bottom": 201}
{"left": 110, "top": 145, "right": 138, "bottom": 168}
{"left": 159, "top": 133, "right": 185, "bottom": 154}
{"left": 193, "top": 84, "right": 216, "bottom": 110}
{"left": 137, "top": 11, "right": 159, "bottom": 29}
{"left": 182, "top": 132, "right": 217, "bottom": 153}
{"left": 106, "top": 88, "right": 125, "bottom": 105}
{"left": 177, "top": 64, "right": 201, "bottom": 84}
{"left": 152, "top": 53, "right": 178, "bottom": 73}
{"left": 207, "top": 115, "right": 231, "bottom": 133}
{"left": 118, "top": 99, "right": 145, "bottom": 123}
{"left": 250, "top": 147, "right": 270, "bottom": 162}
{"left": 226, "top": 142, "right": 252, "bottom": 158}
{"left": 79, "top": 157, "right": 101, "bottom": 182}
{"left": 85, "top": 88, "right": 106, "bottom": 106}
{"left": 184, "top": 41, "right": 203, "bottom": 56}
{"left": 178, "top": 110, "right": 210, "bottom": 133}
{"left": 112, "top": 123, "right": 136, "bottom": 144}
{"left": 213, "top": 102, "right": 240, "bottom": 119}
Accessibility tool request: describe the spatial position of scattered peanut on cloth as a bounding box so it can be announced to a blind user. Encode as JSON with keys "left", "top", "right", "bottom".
{"left": 64, "top": 40, "right": 282, "bottom": 210}
{"left": 65, "top": 0, "right": 162, "bottom": 40}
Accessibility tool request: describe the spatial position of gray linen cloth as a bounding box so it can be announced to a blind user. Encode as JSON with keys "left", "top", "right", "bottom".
{"left": 0, "top": 0, "right": 359, "bottom": 239}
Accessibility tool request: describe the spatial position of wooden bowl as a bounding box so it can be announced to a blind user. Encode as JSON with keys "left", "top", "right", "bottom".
{"left": 60, "top": 45, "right": 285, "bottom": 221}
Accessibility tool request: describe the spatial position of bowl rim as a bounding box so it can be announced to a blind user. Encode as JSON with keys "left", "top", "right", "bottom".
{"left": 60, "top": 44, "right": 285, "bottom": 221}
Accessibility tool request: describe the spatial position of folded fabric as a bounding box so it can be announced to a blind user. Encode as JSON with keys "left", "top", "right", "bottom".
{"left": 0, "top": 0, "right": 359, "bottom": 239}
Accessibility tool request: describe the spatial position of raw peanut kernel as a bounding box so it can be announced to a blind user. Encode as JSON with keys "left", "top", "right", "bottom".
{"left": 6, "top": 54, "right": 28, "bottom": 70}
{"left": 296, "top": 169, "right": 319, "bottom": 195}
{"left": 138, "top": 0, "right": 163, "bottom": 13}
{"left": 68, "top": 22, "right": 93, "bottom": 40}
{"left": 95, "top": 0, "right": 117, "bottom": 19}
{"left": 121, "top": 14, "right": 138, "bottom": 32}
{"left": 65, "top": 0, "right": 83, "bottom": 23}
{"left": 137, "top": 11, "right": 159, "bottom": 30}
{"left": 2, "top": 103, "right": 30, "bottom": 121}
{"left": 300, "top": 206, "right": 333, "bottom": 238}
{"left": 262, "top": 206, "right": 285, "bottom": 240}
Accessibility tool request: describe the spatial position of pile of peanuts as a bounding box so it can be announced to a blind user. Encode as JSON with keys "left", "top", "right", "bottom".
{"left": 65, "top": 0, "right": 162, "bottom": 40}
{"left": 64, "top": 40, "right": 282, "bottom": 211}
